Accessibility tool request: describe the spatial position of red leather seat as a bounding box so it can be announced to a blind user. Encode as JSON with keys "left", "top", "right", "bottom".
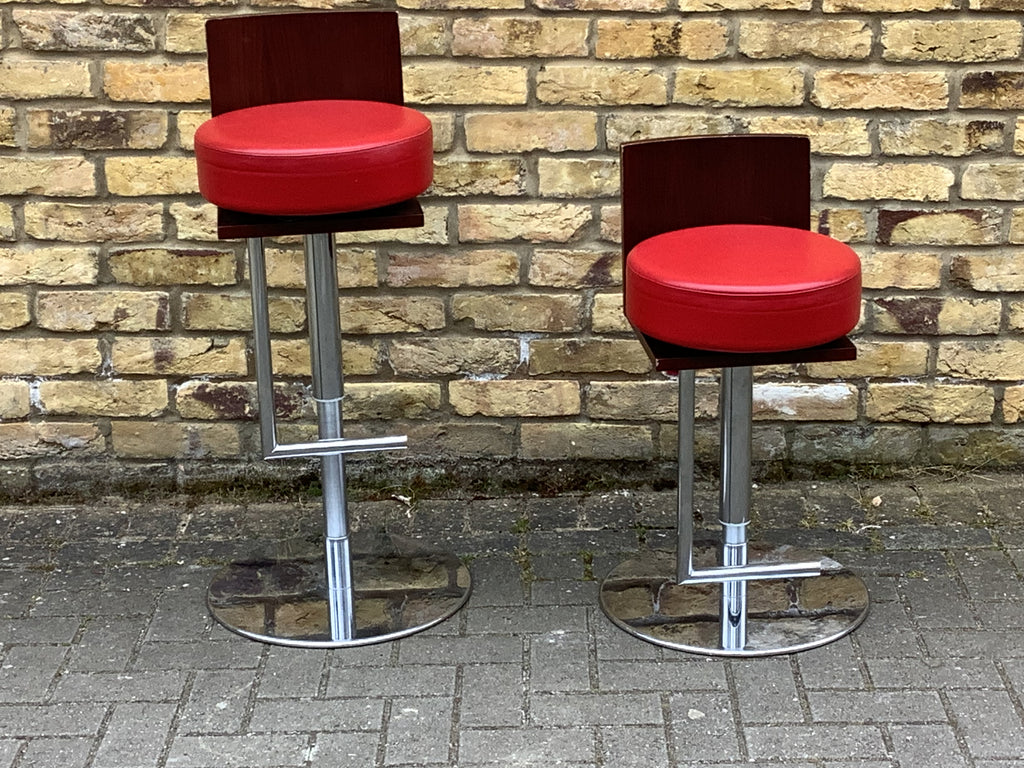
{"left": 195, "top": 99, "right": 433, "bottom": 216}
{"left": 625, "top": 224, "right": 861, "bottom": 354}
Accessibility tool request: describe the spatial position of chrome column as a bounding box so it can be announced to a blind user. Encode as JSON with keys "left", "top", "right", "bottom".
{"left": 719, "top": 366, "right": 752, "bottom": 652}
{"left": 676, "top": 370, "right": 697, "bottom": 584}
{"left": 304, "top": 233, "right": 355, "bottom": 642}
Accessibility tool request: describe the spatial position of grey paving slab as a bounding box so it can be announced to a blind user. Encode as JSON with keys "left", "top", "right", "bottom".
{"left": 178, "top": 669, "right": 255, "bottom": 735}
{"left": 528, "top": 630, "right": 591, "bottom": 692}
{"left": 806, "top": 690, "right": 948, "bottom": 723}
{"left": 599, "top": 725, "right": 671, "bottom": 768}
{"left": 383, "top": 696, "right": 453, "bottom": 765}
{"left": 92, "top": 702, "right": 177, "bottom": 768}
{"left": 946, "top": 689, "right": 1024, "bottom": 759}
{"left": 306, "top": 731, "right": 379, "bottom": 767}
{"left": 18, "top": 737, "right": 92, "bottom": 768}
{"left": 732, "top": 657, "right": 804, "bottom": 724}
{"left": 667, "top": 692, "right": 742, "bottom": 762}
{"left": 889, "top": 724, "right": 969, "bottom": 768}
{"left": 458, "top": 727, "right": 594, "bottom": 765}
{"left": 164, "top": 734, "right": 311, "bottom": 767}
{"left": 744, "top": 724, "right": 888, "bottom": 761}
{"left": 459, "top": 663, "right": 524, "bottom": 728}
{"left": 248, "top": 698, "right": 383, "bottom": 734}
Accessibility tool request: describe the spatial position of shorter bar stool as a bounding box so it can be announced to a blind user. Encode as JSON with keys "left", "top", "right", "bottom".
{"left": 193, "top": 10, "right": 470, "bottom": 648}
{"left": 600, "top": 135, "right": 869, "bottom": 656}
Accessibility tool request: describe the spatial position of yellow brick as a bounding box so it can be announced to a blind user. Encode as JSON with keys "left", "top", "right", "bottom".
{"left": 744, "top": 116, "right": 871, "bottom": 156}
{"left": 104, "top": 61, "right": 209, "bottom": 102}
{"left": 537, "top": 158, "right": 619, "bottom": 198}
{"left": 596, "top": 20, "right": 728, "bottom": 60}
{"left": 37, "top": 290, "right": 170, "bottom": 332}
{"left": 404, "top": 63, "right": 527, "bottom": 105}
{"left": 450, "top": 380, "right": 581, "bottom": 417}
{"left": 862, "top": 251, "right": 943, "bottom": 290}
{"left": 0, "top": 246, "right": 99, "bottom": 285}
{"left": 458, "top": 203, "right": 591, "bottom": 243}
{"left": 165, "top": 12, "right": 207, "bottom": 54}
{"left": 453, "top": 17, "right": 588, "bottom": 57}
{"left": 38, "top": 379, "right": 168, "bottom": 417}
{"left": 24, "top": 202, "right": 164, "bottom": 243}
{"left": 0, "top": 60, "right": 91, "bottom": 99}
{"left": 824, "top": 163, "right": 954, "bottom": 201}
{"left": 882, "top": 20, "right": 1023, "bottom": 62}
{"left": 537, "top": 65, "right": 667, "bottom": 106}
{"left": 105, "top": 157, "right": 199, "bottom": 196}
{"left": 465, "top": 111, "right": 598, "bottom": 153}
{"left": 739, "top": 20, "right": 871, "bottom": 60}
{"left": 0, "top": 338, "right": 100, "bottom": 375}
{"left": 813, "top": 71, "right": 949, "bottom": 110}
{"left": 674, "top": 67, "right": 804, "bottom": 107}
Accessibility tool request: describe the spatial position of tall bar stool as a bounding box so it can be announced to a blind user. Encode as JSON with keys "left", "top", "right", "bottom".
{"left": 193, "top": 10, "right": 470, "bottom": 648}
{"left": 599, "top": 135, "right": 869, "bottom": 656}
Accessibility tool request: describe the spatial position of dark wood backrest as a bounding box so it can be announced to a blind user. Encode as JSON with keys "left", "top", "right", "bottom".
{"left": 205, "top": 10, "right": 405, "bottom": 116}
{"left": 620, "top": 135, "right": 811, "bottom": 257}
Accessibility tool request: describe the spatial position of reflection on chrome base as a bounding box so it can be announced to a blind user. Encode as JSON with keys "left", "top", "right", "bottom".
{"left": 208, "top": 533, "right": 471, "bottom": 649}
{"left": 600, "top": 545, "right": 869, "bottom": 657}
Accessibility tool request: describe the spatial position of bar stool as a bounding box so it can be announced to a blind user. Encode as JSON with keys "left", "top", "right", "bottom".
{"left": 193, "top": 10, "right": 470, "bottom": 648}
{"left": 599, "top": 135, "right": 869, "bottom": 656}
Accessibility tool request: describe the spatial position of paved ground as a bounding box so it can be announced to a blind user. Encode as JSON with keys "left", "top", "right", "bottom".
{"left": 1, "top": 471, "right": 1024, "bottom": 767}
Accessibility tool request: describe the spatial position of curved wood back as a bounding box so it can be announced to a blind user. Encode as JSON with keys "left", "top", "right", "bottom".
{"left": 205, "top": 10, "right": 405, "bottom": 116}
{"left": 620, "top": 134, "right": 811, "bottom": 257}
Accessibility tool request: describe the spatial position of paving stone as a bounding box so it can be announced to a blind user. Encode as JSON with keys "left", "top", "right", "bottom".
{"left": 667, "top": 692, "right": 742, "bottom": 762}
{"left": 398, "top": 634, "right": 522, "bottom": 666}
{"left": 922, "top": 629, "right": 1024, "bottom": 658}
{"left": 0, "top": 703, "right": 106, "bottom": 737}
{"left": 733, "top": 657, "right": 804, "bottom": 724}
{"left": 18, "top": 737, "right": 91, "bottom": 768}
{"left": 529, "top": 630, "right": 591, "bottom": 692}
{"left": 0, "top": 741, "right": 18, "bottom": 768}
{"left": 459, "top": 727, "right": 594, "bottom": 765}
{"left": 0, "top": 616, "right": 80, "bottom": 645}
{"left": 745, "top": 724, "right": 888, "bottom": 761}
{"left": 249, "top": 697, "right": 383, "bottom": 733}
{"left": 258, "top": 648, "right": 327, "bottom": 699}
{"left": 179, "top": 669, "right": 255, "bottom": 735}
{"left": 889, "top": 724, "right": 969, "bottom": 768}
{"left": 460, "top": 663, "right": 524, "bottom": 728}
{"left": 133, "top": 640, "right": 260, "bottom": 671}
{"left": 531, "top": 691, "right": 663, "bottom": 726}
{"left": 307, "top": 731, "right": 379, "bottom": 767}
{"left": 466, "top": 605, "right": 588, "bottom": 635}
{"left": 165, "top": 734, "right": 311, "bottom": 767}
{"left": 52, "top": 670, "right": 187, "bottom": 702}
{"left": 384, "top": 696, "right": 453, "bottom": 765}
{"left": 92, "top": 701, "right": 177, "bottom": 768}
{"left": 0, "top": 644, "right": 66, "bottom": 702}
{"left": 600, "top": 725, "right": 670, "bottom": 768}
{"left": 796, "top": 637, "right": 868, "bottom": 690}
{"left": 462, "top": 556, "right": 526, "bottom": 607}
{"left": 530, "top": 578, "right": 598, "bottom": 606}
{"left": 947, "top": 689, "right": 1024, "bottom": 759}
{"left": 66, "top": 617, "right": 144, "bottom": 673}
{"left": 867, "top": 658, "right": 1003, "bottom": 689}
{"left": 326, "top": 664, "right": 456, "bottom": 698}
{"left": 599, "top": 657, "right": 727, "bottom": 692}
{"left": 806, "top": 690, "right": 947, "bottom": 723}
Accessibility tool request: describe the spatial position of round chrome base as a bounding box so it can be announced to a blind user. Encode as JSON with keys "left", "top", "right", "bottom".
{"left": 600, "top": 545, "right": 869, "bottom": 657}
{"left": 208, "top": 534, "right": 471, "bottom": 648}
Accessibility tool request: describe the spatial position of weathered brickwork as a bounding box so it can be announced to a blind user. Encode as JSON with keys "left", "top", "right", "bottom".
{"left": 1, "top": 0, "right": 1023, "bottom": 491}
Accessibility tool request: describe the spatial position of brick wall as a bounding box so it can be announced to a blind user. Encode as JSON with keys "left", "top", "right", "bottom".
{"left": 1, "top": 0, "right": 1023, "bottom": 494}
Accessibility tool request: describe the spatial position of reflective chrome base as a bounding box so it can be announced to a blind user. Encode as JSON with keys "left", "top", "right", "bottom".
{"left": 600, "top": 544, "right": 869, "bottom": 657}
{"left": 208, "top": 533, "right": 471, "bottom": 648}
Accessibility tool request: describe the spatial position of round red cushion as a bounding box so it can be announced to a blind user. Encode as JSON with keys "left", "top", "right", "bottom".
{"left": 625, "top": 224, "right": 861, "bottom": 354}
{"left": 194, "top": 100, "right": 433, "bottom": 216}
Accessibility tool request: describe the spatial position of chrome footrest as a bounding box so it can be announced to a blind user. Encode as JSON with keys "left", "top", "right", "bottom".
{"left": 264, "top": 434, "right": 407, "bottom": 460}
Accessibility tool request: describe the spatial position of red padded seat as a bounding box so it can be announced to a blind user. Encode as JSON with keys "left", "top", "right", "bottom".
{"left": 625, "top": 224, "right": 861, "bottom": 354}
{"left": 195, "top": 100, "right": 432, "bottom": 216}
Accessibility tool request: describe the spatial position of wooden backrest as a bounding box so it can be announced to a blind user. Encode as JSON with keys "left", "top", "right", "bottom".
{"left": 205, "top": 10, "right": 405, "bottom": 116}
{"left": 620, "top": 135, "right": 811, "bottom": 257}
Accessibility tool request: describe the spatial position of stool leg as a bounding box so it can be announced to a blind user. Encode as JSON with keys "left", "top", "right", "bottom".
{"left": 304, "top": 233, "right": 355, "bottom": 642}
{"left": 675, "top": 370, "right": 697, "bottom": 584}
{"left": 719, "top": 366, "right": 752, "bottom": 651}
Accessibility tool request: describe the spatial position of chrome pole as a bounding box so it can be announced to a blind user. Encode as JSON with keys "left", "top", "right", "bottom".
{"left": 719, "top": 366, "right": 752, "bottom": 652}
{"left": 676, "top": 370, "right": 696, "bottom": 584}
{"left": 304, "top": 233, "right": 354, "bottom": 642}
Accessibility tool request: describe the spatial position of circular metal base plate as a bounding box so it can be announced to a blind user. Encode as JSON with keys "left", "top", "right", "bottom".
{"left": 600, "top": 544, "right": 869, "bottom": 657}
{"left": 208, "top": 534, "right": 471, "bottom": 648}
